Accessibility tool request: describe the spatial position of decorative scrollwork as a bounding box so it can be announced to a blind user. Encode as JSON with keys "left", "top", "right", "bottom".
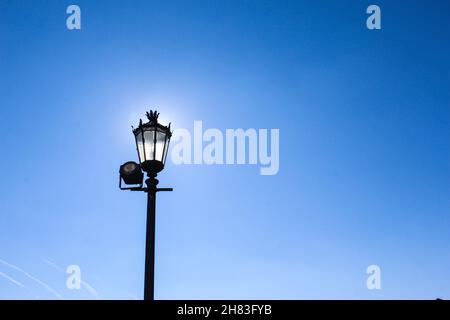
{"left": 146, "top": 110, "right": 160, "bottom": 123}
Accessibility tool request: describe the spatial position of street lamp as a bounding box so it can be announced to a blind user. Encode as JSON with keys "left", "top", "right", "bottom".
{"left": 119, "top": 110, "right": 173, "bottom": 300}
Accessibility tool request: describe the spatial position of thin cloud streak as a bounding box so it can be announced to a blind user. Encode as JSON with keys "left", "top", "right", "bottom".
{"left": 0, "top": 271, "right": 24, "bottom": 287}
{"left": 0, "top": 271, "right": 39, "bottom": 299}
{"left": 42, "top": 259, "right": 63, "bottom": 272}
{"left": 81, "top": 281, "right": 99, "bottom": 299}
{"left": 0, "top": 259, "right": 63, "bottom": 299}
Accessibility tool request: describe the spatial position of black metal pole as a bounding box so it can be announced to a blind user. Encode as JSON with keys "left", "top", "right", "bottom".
{"left": 144, "top": 174, "right": 158, "bottom": 300}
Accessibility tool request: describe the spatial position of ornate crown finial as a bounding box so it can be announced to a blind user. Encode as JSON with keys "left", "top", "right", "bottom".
{"left": 146, "top": 110, "right": 159, "bottom": 123}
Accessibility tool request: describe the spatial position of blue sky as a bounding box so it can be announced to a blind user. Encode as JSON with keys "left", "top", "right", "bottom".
{"left": 0, "top": 0, "right": 449, "bottom": 299}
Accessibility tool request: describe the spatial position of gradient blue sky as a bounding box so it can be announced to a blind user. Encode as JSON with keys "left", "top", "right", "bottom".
{"left": 0, "top": 0, "right": 449, "bottom": 299}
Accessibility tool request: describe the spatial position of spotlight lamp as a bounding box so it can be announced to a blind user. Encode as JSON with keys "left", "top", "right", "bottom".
{"left": 119, "top": 161, "right": 144, "bottom": 190}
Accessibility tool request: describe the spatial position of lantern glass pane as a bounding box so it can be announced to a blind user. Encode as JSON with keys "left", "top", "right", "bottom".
{"left": 155, "top": 130, "right": 166, "bottom": 162}
{"left": 163, "top": 136, "right": 170, "bottom": 165}
{"left": 135, "top": 131, "right": 145, "bottom": 163}
{"left": 144, "top": 129, "right": 155, "bottom": 161}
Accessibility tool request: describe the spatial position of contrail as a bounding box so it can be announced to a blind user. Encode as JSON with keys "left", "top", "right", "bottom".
{"left": 0, "top": 259, "right": 63, "bottom": 299}
{"left": 81, "top": 281, "right": 99, "bottom": 299}
{"left": 0, "top": 271, "right": 39, "bottom": 299}
{"left": 42, "top": 259, "right": 63, "bottom": 272}
{"left": 42, "top": 258, "right": 99, "bottom": 299}
{"left": 0, "top": 271, "right": 24, "bottom": 287}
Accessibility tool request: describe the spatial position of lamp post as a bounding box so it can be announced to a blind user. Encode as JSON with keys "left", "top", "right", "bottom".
{"left": 119, "top": 110, "right": 173, "bottom": 300}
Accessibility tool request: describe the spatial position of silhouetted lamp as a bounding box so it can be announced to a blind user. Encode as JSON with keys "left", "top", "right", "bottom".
{"left": 119, "top": 110, "right": 173, "bottom": 301}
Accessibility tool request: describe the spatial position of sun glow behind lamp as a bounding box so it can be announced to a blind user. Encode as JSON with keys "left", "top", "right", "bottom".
{"left": 119, "top": 110, "right": 173, "bottom": 300}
